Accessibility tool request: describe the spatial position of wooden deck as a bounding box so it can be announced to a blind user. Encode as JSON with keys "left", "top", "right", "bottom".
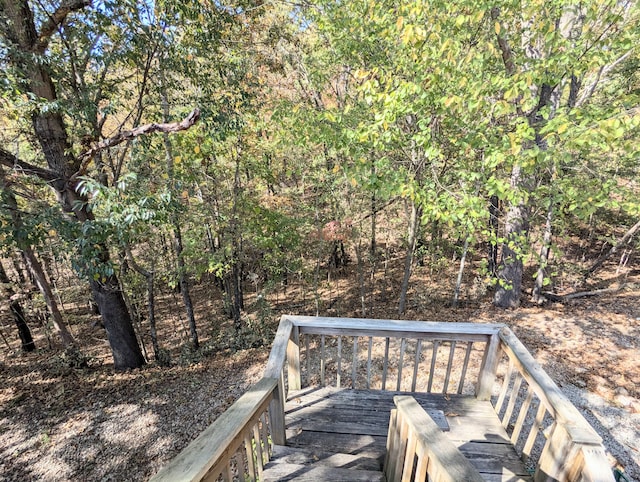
{"left": 262, "top": 386, "right": 533, "bottom": 482}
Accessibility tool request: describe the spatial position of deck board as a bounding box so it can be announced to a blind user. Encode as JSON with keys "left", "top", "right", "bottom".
{"left": 285, "top": 386, "right": 533, "bottom": 481}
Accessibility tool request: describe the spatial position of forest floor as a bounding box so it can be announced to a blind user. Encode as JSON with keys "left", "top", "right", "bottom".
{"left": 0, "top": 248, "right": 639, "bottom": 481}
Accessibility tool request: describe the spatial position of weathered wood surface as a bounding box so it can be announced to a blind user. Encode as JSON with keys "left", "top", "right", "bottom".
{"left": 284, "top": 315, "right": 502, "bottom": 340}
{"left": 388, "top": 395, "right": 484, "bottom": 482}
{"left": 285, "top": 386, "right": 532, "bottom": 481}
{"left": 261, "top": 462, "right": 386, "bottom": 481}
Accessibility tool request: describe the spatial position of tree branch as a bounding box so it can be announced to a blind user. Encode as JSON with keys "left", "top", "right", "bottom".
{"left": 74, "top": 108, "right": 201, "bottom": 178}
{"left": 0, "top": 147, "right": 59, "bottom": 182}
{"left": 35, "top": 0, "right": 91, "bottom": 53}
{"left": 584, "top": 219, "right": 640, "bottom": 278}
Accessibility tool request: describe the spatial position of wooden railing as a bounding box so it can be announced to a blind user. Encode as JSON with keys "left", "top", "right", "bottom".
{"left": 493, "top": 327, "right": 614, "bottom": 481}
{"left": 150, "top": 377, "right": 278, "bottom": 482}
{"left": 384, "top": 395, "right": 484, "bottom": 482}
{"left": 151, "top": 315, "right": 614, "bottom": 482}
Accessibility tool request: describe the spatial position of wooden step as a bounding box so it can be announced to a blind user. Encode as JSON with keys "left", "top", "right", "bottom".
{"left": 269, "top": 445, "right": 383, "bottom": 471}
{"left": 261, "top": 461, "right": 386, "bottom": 481}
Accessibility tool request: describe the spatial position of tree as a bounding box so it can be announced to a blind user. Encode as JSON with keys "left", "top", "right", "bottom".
{"left": 0, "top": 1, "right": 198, "bottom": 369}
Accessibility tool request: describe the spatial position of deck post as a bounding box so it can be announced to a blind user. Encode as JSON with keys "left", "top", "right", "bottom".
{"left": 476, "top": 332, "right": 501, "bottom": 400}
{"left": 287, "top": 325, "right": 301, "bottom": 392}
{"left": 269, "top": 371, "right": 287, "bottom": 445}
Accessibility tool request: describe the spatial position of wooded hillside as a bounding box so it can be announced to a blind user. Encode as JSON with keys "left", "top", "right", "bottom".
{"left": 0, "top": 0, "right": 638, "bottom": 480}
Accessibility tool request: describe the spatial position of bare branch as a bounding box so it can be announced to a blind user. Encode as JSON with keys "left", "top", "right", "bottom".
{"left": 0, "top": 147, "right": 59, "bottom": 182}
{"left": 35, "top": 0, "right": 91, "bottom": 53}
{"left": 74, "top": 108, "right": 201, "bottom": 179}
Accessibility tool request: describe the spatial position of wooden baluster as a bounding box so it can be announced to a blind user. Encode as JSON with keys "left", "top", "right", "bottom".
{"left": 511, "top": 386, "right": 534, "bottom": 445}
{"left": 397, "top": 338, "right": 407, "bottom": 391}
{"left": 401, "top": 429, "right": 417, "bottom": 482}
{"left": 304, "top": 335, "right": 310, "bottom": 381}
{"left": 443, "top": 341, "right": 457, "bottom": 394}
{"left": 384, "top": 409, "right": 399, "bottom": 481}
{"left": 287, "top": 325, "right": 301, "bottom": 391}
{"left": 337, "top": 335, "right": 342, "bottom": 388}
{"left": 366, "top": 336, "right": 373, "bottom": 389}
{"left": 252, "top": 425, "right": 265, "bottom": 479}
{"left": 320, "top": 335, "right": 325, "bottom": 386}
{"left": 427, "top": 341, "right": 440, "bottom": 393}
{"left": 244, "top": 432, "right": 256, "bottom": 481}
{"left": 495, "top": 358, "right": 515, "bottom": 416}
{"left": 523, "top": 402, "right": 547, "bottom": 462}
{"left": 411, "top": 339, "right": 422, "bottom": 392}
{"left": 457, "top": 342, "right": 473, "bottom": 394}
{"left": 352, "top": 336, "right": 359, "bottom": 388}
{"left": 502, "top": 373, "right": 523, "bottom": 429}
{"left": 259, "top": 413, "right": 270, "bottom": 462}
{"left": 382, "top": 337, "right": 390, "bottom": 390}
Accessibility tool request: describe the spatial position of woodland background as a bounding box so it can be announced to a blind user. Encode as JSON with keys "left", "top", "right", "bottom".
{"left": 0, "top": 0, "right": 639, "bottom": 480}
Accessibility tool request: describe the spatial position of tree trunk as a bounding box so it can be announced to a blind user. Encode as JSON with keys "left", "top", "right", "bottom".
{"left": 488, "top": 195, "right": 499, "bottom": 276}
{"left": 160, "top": 77, "right": 199, "bottom": 350}
{"left": 1, "top": 169, "right": 75, "bottom": 348}
{"left": 1, "top": 0, "right": 145, "bottom": 369}
{"left": 532, "top": 199, "right": 555, "bottom": 303}
{"left": 494, "top": 165, "right": 528, "bottom": 308}
{"left": 398, "top": 202, "right": 422, "bottom": 314}
{"left": 23, "top": 246, "right": 76, "bottom": 348}
{"left": 0, "top": 262, "right": 35, "bottom": 352}
{"left": 453, "top": 236, "right": 470, "bottom": 308}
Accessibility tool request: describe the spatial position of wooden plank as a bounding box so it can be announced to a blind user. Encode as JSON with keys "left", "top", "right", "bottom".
{"left": 523, "top": 402, "right": 546, "bottom": 462}
{"left": 366, "top": 336, "right": 373, "bottom": 389}
{"left": 269, "top": 445, "right": 382, "bottom": 471}
{"left": 411, "top": 339, "right": 422, "bottom": 392}
{"left": 502, "top": 372, "right": 523, "bottom": 429}
{"left": 285, "top": 429, "right": 388, "bottom": 456}
{"left": 336, "top": 336, "right": 342, "bottom": 388}
{"left": 458, "top": 342, "right": 473, "bottom": 394}
{"left": 393, "top": 396, "right": 485, "bottom": 482}
{"left": 443, "top": 341, "right": 457, "bottom": 394}
{"left": 269, "top": 371, "right": 286, "bottom": 445}
{"left": 352, "top": 336, "right": 359, "bottom": 387}
{"left": 283, "top": 315, "right": 503, "bottom": 337}
{"left": 511, "top": 387, "right": 534, "bottom": 445}
{"left": 496, "top": 359, "right": 515, "bottom": 416}
{"left": 150, "top": 378, "right": 277, "bottom": 482}
{"left": 382, "top": 337, "right": 390, "bottom": 390}
{"left": 320, "top": 335, "right": 325, "bottom": 386}
{"left": 262, "top": 463, "right": 385, "bottom": 481}
{"left": 477, "top": 332, "right": 502, "bottom": 400}
{"left": 397, "top": 338, "right": 406, "bottom": 391}
{"left": 498, "top": 327, "right": 602, "bottom": 443}
{"left": 264, "top": 318, "right": 293, "bottom": 378}
{"left": 287, "top": 325, "right": 301, "bottom": 391}
{"left": 428, "top": 340, "right": 440, "bottom": 392}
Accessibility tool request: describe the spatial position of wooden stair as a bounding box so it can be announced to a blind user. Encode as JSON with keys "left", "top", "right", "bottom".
{"left": 262, "top": 445, "right": 386, "bottom": 481}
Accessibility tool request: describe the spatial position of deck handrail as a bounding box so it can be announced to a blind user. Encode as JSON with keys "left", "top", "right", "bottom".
{"left": 496, "top": 327, "right": 613, "bottom": 481}
{"left": 150, "top": 377, "right": 278, "bottom": 482}
{"left": 152, "top": 315, "right": 614, "bottom": 482}
{"left": 384, "top": 395, "right": 485, "bottom": 482}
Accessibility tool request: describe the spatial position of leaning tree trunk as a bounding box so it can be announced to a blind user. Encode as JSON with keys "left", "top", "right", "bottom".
{"left": 0, "top": 0, "right": 145, "bottom": 369}
{"left": 398, "top": 202, "right": 422, "bottom": 314}
{"left": 0, "top": 262, "right": 35, "bottom": 352}
{"left": 532, "top": 198, "right": 555, "bottom": 303}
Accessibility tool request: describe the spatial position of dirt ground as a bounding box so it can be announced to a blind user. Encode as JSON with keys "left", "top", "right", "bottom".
{"left": 1, "top": 253, "right": 639, "bottom": 481}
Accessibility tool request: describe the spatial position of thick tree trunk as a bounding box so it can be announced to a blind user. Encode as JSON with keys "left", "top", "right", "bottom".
{"left": 1, "top": 0, "right": 145, "bottom": 369}
{"left": 398, "top": 202, "right": 422, "bottom": 314}
{"left": 0, "top": 262, "right": 35, "bottom": 351}
{"left": 90, "top": 277, "right": 145, "bottom": 369}
{"left": 494, "top": 165, "right": 528, "bottom": 308}
{"left": 532, "top": 199, "right": 555, "bottom": 303}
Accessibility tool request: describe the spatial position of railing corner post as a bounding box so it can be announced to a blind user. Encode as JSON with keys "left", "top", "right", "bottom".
{"left": 269, "top": 373, "right": 287, "bottom": 446}
{"left": 476, "top": 332, "right": 501, "bottom": 400}
{"left": 287, "top": 325, "right": 301, "bottom": 392}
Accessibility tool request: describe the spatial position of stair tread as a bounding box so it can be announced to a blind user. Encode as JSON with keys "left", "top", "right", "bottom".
{"left": 269, "top": 444, "right": 383, "bottom": 470}
{"left": 262, "top": 462, "right": 386, "bottom": 481}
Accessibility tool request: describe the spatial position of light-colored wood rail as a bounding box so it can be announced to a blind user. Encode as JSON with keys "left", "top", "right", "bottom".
{"left": 495, "top": 327, "right": 615, "bottom": 482}
{"left": 384, "top": 395, "right": 485, "bottom": 482}
{"left": 152, "top": 315, "right": 614, "bottom": 482}
{"left": 150, "top": 377, "right": 278, "bottom": 482}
